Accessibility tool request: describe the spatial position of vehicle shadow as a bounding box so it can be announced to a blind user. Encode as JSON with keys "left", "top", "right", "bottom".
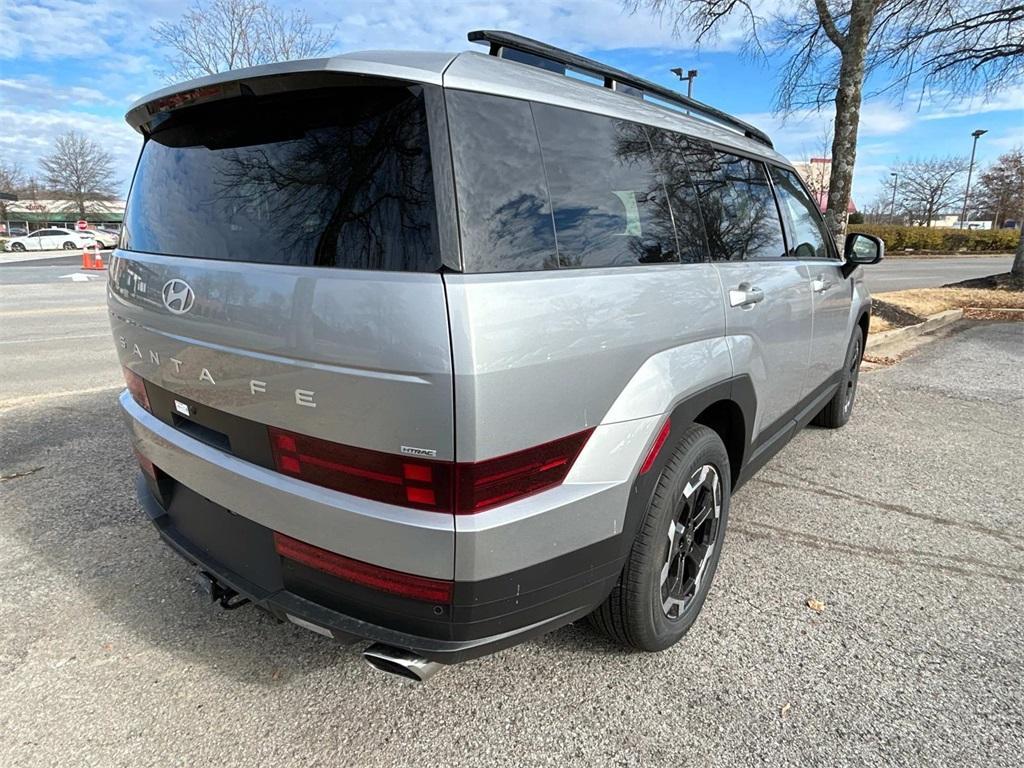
{"left": 1, "top": 390, "right": 624, "bottom": 684}
{"left": 1, "top": 391, "right": 365, "bottom": 686}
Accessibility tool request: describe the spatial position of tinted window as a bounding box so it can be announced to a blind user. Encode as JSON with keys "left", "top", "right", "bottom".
{"left": 122, "top": 85, "right": 439, "bottom": 271}
{"left": 447, "top": 91, "right": 557, "bottom": 272}
{"left": 533, "top": 104, "right": 677, "bottom": 268}
{"left": 769, "top": 166, "right": 834, "bottom": 259}
{"left": 647, "top": 128, "right": 709, "bottom": 263}
{"left": 684, "top": 146, "right": 786, "bottom": 261}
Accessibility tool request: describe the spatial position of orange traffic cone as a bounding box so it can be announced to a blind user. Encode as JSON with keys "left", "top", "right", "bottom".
{"left": 82, "top": 244, "right": 106, "bottom": 270}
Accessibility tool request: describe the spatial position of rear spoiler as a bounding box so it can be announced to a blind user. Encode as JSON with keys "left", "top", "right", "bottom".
{"left": 125, "top": 53, "right": 455, "bottom": 134}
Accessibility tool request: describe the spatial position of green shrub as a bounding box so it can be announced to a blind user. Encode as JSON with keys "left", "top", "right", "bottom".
{"left": 848, "top": 212, "right": 865, "bottom": 224}
{"left": 849, "top": 224, "right": 1020, "bottom": 253}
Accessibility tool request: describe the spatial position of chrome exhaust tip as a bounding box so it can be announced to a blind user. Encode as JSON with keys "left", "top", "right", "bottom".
{"left": 363, "top": 643, "right": 444, "bottom": 682}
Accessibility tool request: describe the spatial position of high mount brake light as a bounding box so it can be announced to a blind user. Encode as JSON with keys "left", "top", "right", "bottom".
{"left": 273, "top": 532, "right": 453, "bottom": 604}
{"left": 268, "top": 427, "right": 593, "bottom": 515}
{"left": 122, "top": 367, "right": 151, "bottom": 412}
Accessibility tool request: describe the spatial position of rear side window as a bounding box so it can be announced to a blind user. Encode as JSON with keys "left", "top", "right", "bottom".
{"left": 122, "top": 84, "right": 439, "bottom": 271}
{"left": 446, "top": 91, "right": 558, "bottom": 272}
{"left": 769, "top": 166, "right": 835, "bottom": 259}
{"left": 646, "top": 128, "right": 709, "bottom": 263}
{"left": 685, "top": 146, "right": 787, "bottom": 261}
{"left": 532, "top": 104, "right": 678, "bottom": 268}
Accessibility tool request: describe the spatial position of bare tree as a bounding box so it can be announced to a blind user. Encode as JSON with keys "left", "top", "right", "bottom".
{"left": 153, "top": 0, "right": 333, "bottom": 82}
{"left": 894, "top": 157, "right": 966, "bottom": 228}
{"left": 0, "top": 161, "right": 26, "bottom": 222}
{"left": 39, "top": 132, "right": 118, "bottom": 219}
{"left": 973, "top": 148, "right": 1024, "bottom": 228}
{"left": 625, "top": 1, "right": 1024, "bottom": 242}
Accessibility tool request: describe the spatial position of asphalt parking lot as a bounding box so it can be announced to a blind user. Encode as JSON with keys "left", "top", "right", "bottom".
{"left": 1, "top": 270, "right": 1022, "bottom": 767}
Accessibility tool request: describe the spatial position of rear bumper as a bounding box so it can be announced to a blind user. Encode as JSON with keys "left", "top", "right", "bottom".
{"left": 135, "top": 472, "right": 621, "bottom": 664}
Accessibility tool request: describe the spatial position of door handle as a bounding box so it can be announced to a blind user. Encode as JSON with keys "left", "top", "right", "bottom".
{"left": 812, "top": 275, "right": 834, "bottom": 293}
{"left": 728, "top": 284, "right": 764, "bottom": 308}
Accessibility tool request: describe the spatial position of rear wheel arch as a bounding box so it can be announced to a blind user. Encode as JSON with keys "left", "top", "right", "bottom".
{"left": 691, "top": 399, "right": 746, "bottom": 491}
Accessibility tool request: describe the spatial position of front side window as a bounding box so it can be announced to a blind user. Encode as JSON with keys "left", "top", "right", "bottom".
{"left": 684, "top": 146, "right": 787, "bottom": 261}
{"left": 122, "top": 83, "right": 439, "bottom": 271}
{"left": 446, "top": 91, "right": 558, "bottom": 272}
{"left": 532, "top": 104, "right": 677, "bottom": 268}
{"left": 769, "top": 166, "right": 835, "bottom": 260}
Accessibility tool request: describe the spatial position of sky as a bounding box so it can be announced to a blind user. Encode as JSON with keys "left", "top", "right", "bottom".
{"left": 1, "top": 0, "right": 1021, "bottom": 208}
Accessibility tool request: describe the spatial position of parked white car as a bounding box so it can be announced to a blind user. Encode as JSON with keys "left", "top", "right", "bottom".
{"left": 5, "top": 228, "right": 96, "bottom": 252}
{"left": 81, "top": 229, "right": 119, "bottom": 248}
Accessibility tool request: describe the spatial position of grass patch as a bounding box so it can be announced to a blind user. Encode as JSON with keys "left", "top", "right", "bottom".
{"left": 871, "top": 271, "right": 1024, "bottom": 331}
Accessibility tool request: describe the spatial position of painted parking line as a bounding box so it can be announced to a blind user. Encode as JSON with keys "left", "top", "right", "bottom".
{"left": 0, "top": 305, "right": 106, "bottom": 317}
{"left": 0, "top": 384, "right": 123, "bottom": 412}
{"left": 0, "top": 333, "right": 110, "bottom": 345}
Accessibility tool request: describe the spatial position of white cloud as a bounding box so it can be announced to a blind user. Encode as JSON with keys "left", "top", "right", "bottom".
{"left": 917, "top": 84, "right": 1024, "bottom": 121}
{"left": 0, "top": 104, "right": 141, "bottom": 192}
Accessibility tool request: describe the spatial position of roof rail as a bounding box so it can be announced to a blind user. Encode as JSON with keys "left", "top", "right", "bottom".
{"left": 467, "top": 30, "right": 773, "bottom": 150}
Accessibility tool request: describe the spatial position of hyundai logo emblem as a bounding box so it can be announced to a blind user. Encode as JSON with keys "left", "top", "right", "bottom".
{"left": 161, "top": 278, "right": 195, "bottom": 315}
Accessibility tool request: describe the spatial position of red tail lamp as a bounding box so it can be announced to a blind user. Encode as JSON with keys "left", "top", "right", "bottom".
{"left": 268, "top": 426, "right": 593, "bottom": 515}
{"left": 273, "top": 532, "right": 453, "bottom": 604}
{"left": 122, "top": 366, "right": 151, "bottom": 412}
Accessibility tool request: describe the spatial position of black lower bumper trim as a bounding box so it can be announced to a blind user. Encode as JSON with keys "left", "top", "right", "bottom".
{"left": 134, "top": 475, "right": 619, "bottom": 663}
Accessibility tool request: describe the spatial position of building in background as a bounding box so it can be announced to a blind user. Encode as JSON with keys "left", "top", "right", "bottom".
{"left": 791, "top": 157, "right": 857, "bottom": 214}
{"left": 3, "top": 199, "right": 125, "bottom": 234}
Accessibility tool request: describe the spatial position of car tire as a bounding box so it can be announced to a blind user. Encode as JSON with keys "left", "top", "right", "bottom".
{"left": 10, "top": 242, "right": 26, "bottom": 252}
{"left": 63, "top": 241, "right": 77, "bottom": 250}
{"left": 812, "top": 326, "right": 864, "bottom": 429}
{"left": 589, "top": 424, "right": 730, "bottom": 651}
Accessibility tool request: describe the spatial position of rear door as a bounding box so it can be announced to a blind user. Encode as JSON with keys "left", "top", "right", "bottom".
{"left": 110, "top": 78, "right": 457, "bottom": 465}
{"left": 686, "top": 146, "right": 814, "bottom": 441}
{"left": 768, "top": 165, "right": 851, "bottom": 391}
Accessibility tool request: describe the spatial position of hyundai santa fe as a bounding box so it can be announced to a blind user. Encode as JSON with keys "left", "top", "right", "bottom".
{"left": 109, "top": 30, "right": 883, "bottom": 681}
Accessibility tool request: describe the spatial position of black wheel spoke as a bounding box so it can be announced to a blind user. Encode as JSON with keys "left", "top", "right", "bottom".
{"left": 660, "top": 463, "right": 722, "bottom": 620}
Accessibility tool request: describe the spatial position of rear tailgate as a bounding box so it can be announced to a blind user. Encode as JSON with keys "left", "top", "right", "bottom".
{"left": 109, "top": 257, "right": 454, "bottom": 459}
{"left": 111, "top": 72, "right": 457, "bottom": 579}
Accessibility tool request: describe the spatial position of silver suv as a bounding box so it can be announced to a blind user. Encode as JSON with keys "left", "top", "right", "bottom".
{"left": 109, "top": 31, "right": 883, "bottom": 681}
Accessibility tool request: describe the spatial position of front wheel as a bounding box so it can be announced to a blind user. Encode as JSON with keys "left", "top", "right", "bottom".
{"left": 813, "top": 326, "right": 864, "bottom": 429}
{"left": 62, "top": 241, "right": 77, "bottom": 250}
{"left": 589, "top": 424, "right": 730, "bottom": 651}
{"left": 10, "top": 242, "right": 26, "bottom": 252}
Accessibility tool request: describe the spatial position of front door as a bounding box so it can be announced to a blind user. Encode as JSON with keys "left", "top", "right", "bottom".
{"left": 768, "top": 167, "right": 852, "bottom": 391}
{"left": 684, "top": 145, "right": 814, "bottom": 443}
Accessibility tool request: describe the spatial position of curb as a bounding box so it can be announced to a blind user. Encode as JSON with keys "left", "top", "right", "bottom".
{"left": 867, "top": 309, "right": 963, "bottom": 351}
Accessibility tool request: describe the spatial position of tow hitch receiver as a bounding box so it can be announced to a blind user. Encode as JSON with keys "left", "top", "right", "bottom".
{"left": 195, "top": 571, "right": 250, "bottom": 610}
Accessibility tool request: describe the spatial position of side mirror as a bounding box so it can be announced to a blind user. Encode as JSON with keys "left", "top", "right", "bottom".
{"left": 841, "top": 232, "right": 884, "bottom": 278}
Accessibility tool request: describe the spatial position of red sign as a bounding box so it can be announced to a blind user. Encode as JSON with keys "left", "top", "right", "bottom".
{"left": 76, "top": 220, "right": 89, "bottom": 231}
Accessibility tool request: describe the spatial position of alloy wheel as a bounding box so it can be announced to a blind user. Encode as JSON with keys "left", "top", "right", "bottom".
{"left": 843, "top": 336, "right": 862, "bottom": 414}
{"left": 660, "top": 463, "right": 722, "bottom": 619}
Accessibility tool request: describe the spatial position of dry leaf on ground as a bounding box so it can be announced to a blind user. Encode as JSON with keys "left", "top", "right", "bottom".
{"left": 806, "top": 598, "right": 826, "bottom": 613}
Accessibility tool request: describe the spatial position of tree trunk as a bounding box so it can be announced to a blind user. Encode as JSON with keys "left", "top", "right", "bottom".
{"left": 824, "top": 1, "right": 875, "bottom": 249}
{"left": 1012, "top": 230, "right": 1024, "bottom": 282}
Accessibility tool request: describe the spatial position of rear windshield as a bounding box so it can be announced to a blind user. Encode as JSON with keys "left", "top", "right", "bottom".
{"left": 122, "top": 84, "right": 440, "bottom": 271}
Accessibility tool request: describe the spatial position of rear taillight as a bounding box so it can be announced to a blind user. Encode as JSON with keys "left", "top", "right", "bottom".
{"left": 269, "top": 427, "right": 452, "bottom": 513}
{"left": 122, "top": 366, "right": 151, "bottom": 411}
{"left": 455, "top": 429, "right": 593, "bottom": 513}
{"left": 133, "top": 447, "right": 156, "bottom": 478}
{"left": 268, "top": 427, "right": 593, "bottom": 515}
{"left": 273, "top": 532, "right": 453, "bottom": 603}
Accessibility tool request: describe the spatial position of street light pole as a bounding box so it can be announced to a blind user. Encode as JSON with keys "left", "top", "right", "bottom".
{"left": 889, "top": 172, "right": 898, "bottom": 224}
{"left": 670, "top": 67, "right": 698, "bottom": 99}
{"left": 960, "top": 129, "right": 987, "bottom": 229}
